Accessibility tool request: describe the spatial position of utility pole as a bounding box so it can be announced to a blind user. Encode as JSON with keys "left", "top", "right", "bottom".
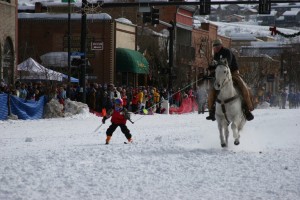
{"left": 67, "top": 0, "right": 71, "bottom": 83}
{"left": 80, "top": 0, "right": 87, "bottom": 103}
{"left": 168, "top": 21, "right": 174, "bottom": 90}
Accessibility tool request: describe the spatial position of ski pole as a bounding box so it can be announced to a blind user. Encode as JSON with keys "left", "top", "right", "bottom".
{"left": 128, "top": 118, "right": 134, "bottom": 124}
{"left": 93, "top": 123, "right": 103, "bottom": 133}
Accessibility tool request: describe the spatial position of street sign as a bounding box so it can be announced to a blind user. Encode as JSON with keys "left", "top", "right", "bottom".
{"left": 70, "top": 52, "right": 85, "bottom": 56}
{"left": 91, "top": 41, "right": 103, "bottom": 50}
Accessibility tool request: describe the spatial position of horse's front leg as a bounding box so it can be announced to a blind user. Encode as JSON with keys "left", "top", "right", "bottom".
{"left": 218, "top": 122, "right": 227, "bottom": 147}
{"left": 225, "top": 125, "right": 229, "bottom": 145}
{"left": 231, "top": 123, "right": 240, "bottom": 145}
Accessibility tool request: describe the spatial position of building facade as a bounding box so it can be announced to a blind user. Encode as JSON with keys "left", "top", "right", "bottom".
{"left": 0, "top": 0, "right": 17, "bottom": 84}
{"left": 18, "top": 13, "right": 115, "bottom": 84}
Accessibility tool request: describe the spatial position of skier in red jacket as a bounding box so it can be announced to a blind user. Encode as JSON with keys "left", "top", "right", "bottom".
{"left": 102, "top": 98, "right": 133, "bottom": 144}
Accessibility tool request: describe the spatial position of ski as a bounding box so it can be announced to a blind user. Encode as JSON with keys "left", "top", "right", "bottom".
{"left": 124, "top": 142, "right": 135, "bottom": 144}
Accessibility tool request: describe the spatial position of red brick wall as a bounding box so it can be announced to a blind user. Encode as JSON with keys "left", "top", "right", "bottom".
{"left": 0, "top": 0, "right": 17, "bottom": 83}
{"left": 18, "top": 17, "right": 115, "bottom": 84}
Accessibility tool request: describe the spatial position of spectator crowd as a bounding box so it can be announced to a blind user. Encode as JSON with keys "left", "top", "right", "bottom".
{"left": 0, "top": 79, "right": 207, "bottom": 115}
{"left": 1, "top": 78, "right": 299, "bottom": 116}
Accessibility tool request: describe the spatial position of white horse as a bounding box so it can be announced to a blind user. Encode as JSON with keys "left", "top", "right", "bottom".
{"left": 214, "top": 59, "right": 246, "bottom": 147}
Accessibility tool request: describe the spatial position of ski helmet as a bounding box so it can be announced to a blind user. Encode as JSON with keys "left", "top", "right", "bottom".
{"left": 115, "top": 98, "right": 123, "bottom": 106}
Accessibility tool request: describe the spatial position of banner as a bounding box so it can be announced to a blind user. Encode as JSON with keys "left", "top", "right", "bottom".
{"left": 0, "top": 94, "right": 8, "bottom": 120}
{"left": 10, "top": 95, "right": 45, "bottom": 120}
{"left": 169, "top": 97, "right": 198, "bottom": 114}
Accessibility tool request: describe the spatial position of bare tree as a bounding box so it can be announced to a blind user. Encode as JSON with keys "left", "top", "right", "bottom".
{"left": 281, "top": 44, "right": 300, "bottom": 91}
{"left": 238, "top": 55, "right": 280, "bottom": 90}
{"left": 137, "top": 27, "right": 169, "bottom": 87}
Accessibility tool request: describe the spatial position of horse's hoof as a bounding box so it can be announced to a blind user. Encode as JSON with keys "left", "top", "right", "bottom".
{"left": 234, "top": 140, "right": 240, "bottom": 145}
{"left": 221, "top": 143, "right": 227, "bottom": 148}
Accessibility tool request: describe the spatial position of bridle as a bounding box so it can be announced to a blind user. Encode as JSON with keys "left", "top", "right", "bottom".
{"left": 215, "top": 64, "right": 232, "bottom": 90}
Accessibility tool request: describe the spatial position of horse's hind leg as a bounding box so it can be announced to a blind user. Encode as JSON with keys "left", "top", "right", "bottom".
{"left": 231, "top": 123, "right": 240, "bottom": 145}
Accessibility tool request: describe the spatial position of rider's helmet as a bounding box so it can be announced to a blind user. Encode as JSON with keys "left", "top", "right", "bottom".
{"left": 115, "top": 98, "right": 123, "bottom": 106}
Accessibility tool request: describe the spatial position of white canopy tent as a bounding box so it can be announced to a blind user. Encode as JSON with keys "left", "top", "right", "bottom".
{"left": 17, "top": 58, "right": 63, "bottom": 81}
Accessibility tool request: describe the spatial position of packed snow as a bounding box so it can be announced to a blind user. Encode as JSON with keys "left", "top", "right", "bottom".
{"left": 1, "top": 105, "right": 300, "bottom": 200}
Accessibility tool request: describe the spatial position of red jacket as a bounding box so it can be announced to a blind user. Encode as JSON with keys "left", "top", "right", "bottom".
{"left": 111, "top": 109, "right": 127, "bottom": 124}
{"left": 174, "top": 91, "right": 181, "bottom": 101}
{"left": 131, "top": 93, "right": 138, "bottom": 105}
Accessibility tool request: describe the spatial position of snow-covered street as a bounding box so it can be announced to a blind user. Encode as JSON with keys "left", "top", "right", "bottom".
{"left": 1, "top": 108, "right": 300, "bottom": 200}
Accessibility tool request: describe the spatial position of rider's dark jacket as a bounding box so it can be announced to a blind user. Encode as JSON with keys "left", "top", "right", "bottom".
{"left": 213, "top": 47, "right": 239, "bottom": 73}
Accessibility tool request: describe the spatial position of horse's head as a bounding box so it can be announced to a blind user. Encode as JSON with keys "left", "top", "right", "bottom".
{"left": 214, "top": 59, "right": 232, "bottom": 90}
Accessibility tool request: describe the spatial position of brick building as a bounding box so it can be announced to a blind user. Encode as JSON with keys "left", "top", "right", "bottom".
{"left": 18, "top": 13, "right": 116, "bottom": 84}
{"left": 18, "top": 11, "right": 149, "bottom": 86}
{"left": 102, "top": 3, "right": 220, "bottom": 88}
{"left": 17, "top": 2, "right": 231, "bottom": 89}
{"left": 0, "top": 0, "right": 17, "bottom": 84}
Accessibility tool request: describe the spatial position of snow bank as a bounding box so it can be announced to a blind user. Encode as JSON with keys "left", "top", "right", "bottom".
{"left": 43, "top": 98, "right": 90, "bottom": 118}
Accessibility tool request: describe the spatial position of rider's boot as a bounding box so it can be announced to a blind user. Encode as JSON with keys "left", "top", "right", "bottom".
{"left": 206, "top": 89, "right": 217, "bottom": 121}
{"left": 206, "top": 108, "right": 216, "bottom": 121}
{"left": 242, "top": 104, "right": 254, "bottom": 121}
{"left": 243, "top": 106, "right": 254, "bottom": 121}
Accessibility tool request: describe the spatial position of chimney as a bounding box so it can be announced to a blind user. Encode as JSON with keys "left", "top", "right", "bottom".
{"left": 35, "top": 2, "right": 42, "bottom": 13}
{"left": 201, "top": 23, "right": 210, "bottom": 31}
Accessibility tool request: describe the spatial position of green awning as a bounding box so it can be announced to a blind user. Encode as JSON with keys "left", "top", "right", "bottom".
{"left": 116, "top": 48, "right": 149, "bottom": 74}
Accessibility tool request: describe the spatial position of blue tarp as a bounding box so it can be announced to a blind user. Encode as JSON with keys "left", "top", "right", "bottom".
{"left": 62, "top": 74, "right": 79, "bottom": 83}
{"left": 10, "top": 95, "right": 45, "bottom": 120}
{"left": 0, "top": 94, "right": 8, "bottom": 120}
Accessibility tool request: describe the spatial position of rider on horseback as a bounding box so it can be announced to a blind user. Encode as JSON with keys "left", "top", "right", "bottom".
{"left": 206, "top": 39, "right": 254, "bottom": 121}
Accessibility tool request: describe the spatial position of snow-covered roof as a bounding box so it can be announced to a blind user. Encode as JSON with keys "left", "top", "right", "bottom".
{"left": 257, "top": 10, "right": 277, "bottom": 17}
{"left": 283, "top": 10, "right": 300, "bottom": 16}
{"left": 272, "top": 3, "right": 300, "bottom": 8}
{"left": 209, "top": 20, "right": 300, "bottom": 44}
{"left": 115, "top": 18, "right": 133, "bottom": 25}
{"left": 250, "top": 41, "right": 282, "bottom": 48}
{"left": 18, "top": 12, "right": 112, "bottom": 20}
{"left": 277, "top": 16, "right": 285, "bottom": 21}
{"left": 18, "top": 5, "right": 35, "bottom": 10}
{"left": 245, "top": 8, "right": 257, "bottom": 13}
{"left": 230, "top": 33, "right": 257, "bottom": 41}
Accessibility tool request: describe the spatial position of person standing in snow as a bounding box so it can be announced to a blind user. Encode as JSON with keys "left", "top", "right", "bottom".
{"left": 18, "top": 83, "right": 28, "bottom": 100}
{"left": 196, "top": 82, "right": 208, "bottom": 114}
{"left": 280, "top": 89, "right": 287, "bottom": 109}
{"left": 102, "top": 98, "right": 133, "bottom": 144}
